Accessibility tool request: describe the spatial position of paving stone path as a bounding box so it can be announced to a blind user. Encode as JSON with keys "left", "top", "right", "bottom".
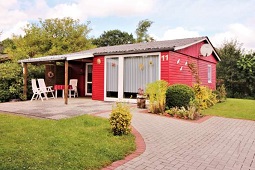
{"left": 99, "top": 109, "right": 255, "bottom": 170}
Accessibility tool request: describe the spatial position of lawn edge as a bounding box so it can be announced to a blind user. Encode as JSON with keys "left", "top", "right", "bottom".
{"left": 101, "top": 126, "right": 146, "bottom": 170}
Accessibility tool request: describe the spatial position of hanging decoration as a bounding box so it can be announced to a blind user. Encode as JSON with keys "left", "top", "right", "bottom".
{"left": 112, "top": 62, "right": 116, "bottom": 67}
{"left": 139, "top": 63, "right": 144, "bottom": 70}
{"left": 47, "top": 71, "right": 54, "bottom": 78}
{"left": 149, "top": 61, "right": 153, "bottom": 65}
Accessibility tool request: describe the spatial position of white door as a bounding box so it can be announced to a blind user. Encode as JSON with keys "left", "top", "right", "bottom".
{"left": 85, "top": 63, "right": 93, "bottom": 96}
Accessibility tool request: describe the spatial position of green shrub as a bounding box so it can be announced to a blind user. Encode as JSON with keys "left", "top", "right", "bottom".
{"left": 165, "top": 106, "right": 199, "bottom": 120}
{"left": 213, "top": 84, "right": 227, "bottom": 103}
{"left": 145, "top": 80, "right": 169, "bottom": 114}
{"left": 213, "top": 90, "right": 221, "bottom": 101}
{"left": 0, "top": 61, "right": 44, "bottom": 102}
{"left": 109, "top": 102, "right": 132, "bottom": 136}
{"left": 193, "top": 84, "right": 217, "bottom": 110}
{"left": 166, "top": 84, "right": 195, "bottom": 109}
{"left": 217, "top": 84, "right": 227, "bottom": 102}
{"left": 186, "top": 105, "right": 199, "bottom": 120}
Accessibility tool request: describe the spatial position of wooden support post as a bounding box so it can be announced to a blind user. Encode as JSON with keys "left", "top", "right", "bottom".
{"left": 64, "top": 60, "right": 69, "bottom": 104}
{"left": 23, "top": 63, "right": 28, "bottom": 100}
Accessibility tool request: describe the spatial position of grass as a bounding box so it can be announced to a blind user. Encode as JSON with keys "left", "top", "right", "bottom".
{"left": 0, "top": 113, "right": 135, "bottom": 170}
{"left": 202, "top": 98, "right": 255, "bottom": 121}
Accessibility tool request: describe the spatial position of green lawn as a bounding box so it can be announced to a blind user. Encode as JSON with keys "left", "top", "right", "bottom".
{"left": 202, "top": 98, "right": 255, "bottom": 121}
{"left": 0, "top": 113, "right": 135, "bottom": 170}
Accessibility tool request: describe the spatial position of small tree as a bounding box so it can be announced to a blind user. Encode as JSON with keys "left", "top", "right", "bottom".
{"left": 135, "top": 19, "right": 154, "bottom": 43}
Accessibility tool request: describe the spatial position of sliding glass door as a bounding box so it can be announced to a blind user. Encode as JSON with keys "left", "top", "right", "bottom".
{"left": 105, "top": 53, "right": 159, "bottom": 100}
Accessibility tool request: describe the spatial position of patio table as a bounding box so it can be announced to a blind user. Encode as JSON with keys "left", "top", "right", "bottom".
{"left": 54, "top": 85, "right": 72, "bottom": 98}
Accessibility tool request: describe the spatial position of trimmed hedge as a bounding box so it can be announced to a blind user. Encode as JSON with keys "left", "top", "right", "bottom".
{"left": 166, "top": 84, "right": 195, "bottom": 108}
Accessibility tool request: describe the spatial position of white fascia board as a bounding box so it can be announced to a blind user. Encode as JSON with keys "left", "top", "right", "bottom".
{"left": 174, "top": 38, "right": 207, "bottom": 51}
{"left": 66, "top": 53, "right": 94, "bottom": 61}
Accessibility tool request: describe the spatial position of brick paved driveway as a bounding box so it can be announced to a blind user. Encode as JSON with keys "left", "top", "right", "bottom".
{"left": 100, "top": 109, "right": 255, "bottom": 170}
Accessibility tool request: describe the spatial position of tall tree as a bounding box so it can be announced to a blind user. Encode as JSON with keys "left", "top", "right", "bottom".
{"left": 216, "top": 40, "right": 251, "bottom": 98}
{"left": 92, "top": 29, "right": 135, "bottom": 47}
{"left": 236, "top": 52, "right": 255, "bottom": 96}
{"left": 135, "top": 19, "right": 154, "bottom": 43}
{"left": 11, "top": 17, "right": 94, "bottom": 60}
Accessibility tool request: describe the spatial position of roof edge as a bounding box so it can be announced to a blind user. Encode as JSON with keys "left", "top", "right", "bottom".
{"left": 93, "top": 47, "right": 175, "bottom": 56}
{"left": 174, "top": 36, "right": 221, "bottom": 61}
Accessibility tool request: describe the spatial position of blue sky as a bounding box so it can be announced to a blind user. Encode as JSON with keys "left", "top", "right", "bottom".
{"left": 1, "top": 0, "right": 255, "bottom": 51}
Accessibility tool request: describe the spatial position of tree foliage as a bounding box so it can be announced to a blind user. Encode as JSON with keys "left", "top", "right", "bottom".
{"left": 8, "top": 17, "right": 94, "bottom": 60}
{"left": 217, "top": 40, "right": 255, "bottom": 98}
{"left": 236, "top": 52, "right": 255, "bottom": 96}
{"left": 135, "top": 19, "right": 154, "bottom": 43}
{"left": 0, "top": 17, "right": 94, "bottom": 102}
{"left": 92, "top": 29, "right": 135, "bottom": 47}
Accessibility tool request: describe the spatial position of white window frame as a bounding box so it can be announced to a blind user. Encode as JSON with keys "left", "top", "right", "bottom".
{"left": 85, "top": 63, "right": 93, "bottom": 96}
{"left": 208, "top": 65, "right": 212, "bottom": 83}
{"left": 104, "top": 52, "right": 161, "bottom": 102}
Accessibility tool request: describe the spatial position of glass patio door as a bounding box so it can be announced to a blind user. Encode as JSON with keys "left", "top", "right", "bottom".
{"left": 85, "top": 63, "right": 93, "bottom": 96}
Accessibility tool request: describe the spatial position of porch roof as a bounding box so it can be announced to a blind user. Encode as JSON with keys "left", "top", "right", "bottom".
{"left": 18, "top": 36, "right": 220, "bottom": 63}
{"left": 18, "top": 53, "right": 93, "bottom": 63}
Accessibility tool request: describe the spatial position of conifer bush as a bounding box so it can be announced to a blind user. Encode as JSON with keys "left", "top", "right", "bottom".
{"left": 109, "top": 102, "right": 132, "bottom": 136}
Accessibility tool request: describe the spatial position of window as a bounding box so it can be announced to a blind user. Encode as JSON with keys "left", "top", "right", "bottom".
{"left": 208, "top": 65, "right": 212, "bottom": 83}
{"left": 123, "top": 55, "right": 159, "bottom": 98}
{"left": 106, "top": 58, "right": 118, "bottom": 98}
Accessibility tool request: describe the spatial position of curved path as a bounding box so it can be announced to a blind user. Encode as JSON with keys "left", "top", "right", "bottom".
{"left": 99, "top": 108, "right": 255, "bottom": 170}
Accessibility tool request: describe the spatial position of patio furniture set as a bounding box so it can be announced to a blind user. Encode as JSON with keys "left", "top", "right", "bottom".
{"left": 31, "top": 79, "right": 78, "bottom": 101}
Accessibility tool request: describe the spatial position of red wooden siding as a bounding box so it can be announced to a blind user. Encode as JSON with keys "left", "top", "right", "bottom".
{"left": 160, "top": 42, "right": 217, "bottom": 90}
{"left": 92, "top": 56, "right": 104, "bottom": 100}
{"left": 160, "top": 52, "right": 170, "bottom": 82}
{"left": 177, "top": 41, "right": 218, "bottom": 64}
{"left": 168, "top": 51, "right": 193, "bottom": 86}
{"left": 178, "top": 41, "right": 217, "bottom": 89}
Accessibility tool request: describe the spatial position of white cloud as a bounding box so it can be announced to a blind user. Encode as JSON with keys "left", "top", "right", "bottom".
{"left": 1, "top": 21, "right": 28, "bottom": 40}
{"left": 0, "top": 0, "right": 28, "bottom": 40}
{"left": 159, "top": 27, "right": 200, "bottom": 40}
{"left": 0, "top": 0, "right": 156, "bottom": 40}
{"left": 210, "top": 23, "right": 255, "bottom": 51}
{"left": 77, "top": 0, "right": 155, "bottom": 18}
{"left": 46, "top": 3, "right": 82, "bottom": 20}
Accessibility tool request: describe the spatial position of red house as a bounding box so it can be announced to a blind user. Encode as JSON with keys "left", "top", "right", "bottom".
{"left": 19, "top": 36, "right": 220, "bottom": 102}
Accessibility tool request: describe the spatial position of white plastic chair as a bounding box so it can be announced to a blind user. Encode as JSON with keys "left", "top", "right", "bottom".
{"left": 69, "top": 79, "right": 78, "bottom": 98}
{"left": 31, "top": 79, "right": 46, "bottom": 101}
{"left": 37, "top": 79, "right": 55, "bottom": 99}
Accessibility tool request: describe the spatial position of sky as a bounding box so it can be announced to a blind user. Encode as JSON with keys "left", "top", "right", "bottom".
{"left": 1, "top": 0, "right": 255, "bottom": 51}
